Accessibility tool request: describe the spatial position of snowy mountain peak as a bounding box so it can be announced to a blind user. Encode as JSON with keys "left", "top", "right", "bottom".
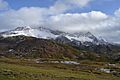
{"left": 14, "top": 26, "right": 32, "bottom": 31}
{"left": 72, "top": 31, "right": 94, "bottom": 37}
{"left": 0, "top": 26, "right": 107, "bottom": 45}
{"left": 85, "top": 32, "right": 94, "bottom": 37}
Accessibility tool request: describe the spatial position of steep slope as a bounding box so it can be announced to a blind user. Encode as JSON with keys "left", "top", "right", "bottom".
{"left": 0, "top": 36, "right": 80, "bottom": 59}
{"left": 0, "top": 26, "right": 58, "bottom": 39}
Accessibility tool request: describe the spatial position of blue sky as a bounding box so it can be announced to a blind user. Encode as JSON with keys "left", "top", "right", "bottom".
{"left": 6, "top": 0, "right": 55, "bottom": 9}
{"left": 0, "top": 0, "right": 120, "bottom": 43}
{"left": 5, "top": 0, "right": 120, "bottom": 15}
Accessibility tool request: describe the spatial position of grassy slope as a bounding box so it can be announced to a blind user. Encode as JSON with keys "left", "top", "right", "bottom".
{"left": 0, "top": 58, "right": 120, "bottom": 80}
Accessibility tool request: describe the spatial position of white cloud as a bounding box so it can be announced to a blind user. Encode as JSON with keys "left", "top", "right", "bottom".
{"left": 0, "top": 0, "right": 93, "bottom": 29}
{"left": 65, "top": 0, "right": 93, "bottom": 7}
{"left": 49, "top": 0, "right": 93, "bottom": 14}
{"left": 114, "top": 8, "right": 120, "bottom": 17}
{"left": 48, "top": 11, "right": 109, "bottom": 32}
{"left": 0, "top": 0, "right": 8, "bottom": 10}
{"left": 0, "top": 7, "right": 49, "bottom": 29}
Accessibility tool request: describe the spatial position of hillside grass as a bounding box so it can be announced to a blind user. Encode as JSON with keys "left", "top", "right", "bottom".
{"left": 0, "top": 58, "right": 120, "bottom": 80}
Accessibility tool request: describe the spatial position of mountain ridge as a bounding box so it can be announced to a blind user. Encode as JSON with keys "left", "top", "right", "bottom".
{"left": 0, "top": 26, "right": 120, "bottom": 62}
{"left": 0, "top": 26, "right": 107, "bottom": 45}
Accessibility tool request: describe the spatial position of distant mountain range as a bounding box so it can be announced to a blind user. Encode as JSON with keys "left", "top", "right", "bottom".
{"left": 0, "top": 26, "right": 107, "bottom": 45}
{"left": 0, "top": 26, "right": 120, "bottom": 62}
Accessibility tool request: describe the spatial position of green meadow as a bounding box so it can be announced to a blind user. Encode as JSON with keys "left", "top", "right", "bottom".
{"left": 0, "top": 58, "right": 120, "bottom": 80}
